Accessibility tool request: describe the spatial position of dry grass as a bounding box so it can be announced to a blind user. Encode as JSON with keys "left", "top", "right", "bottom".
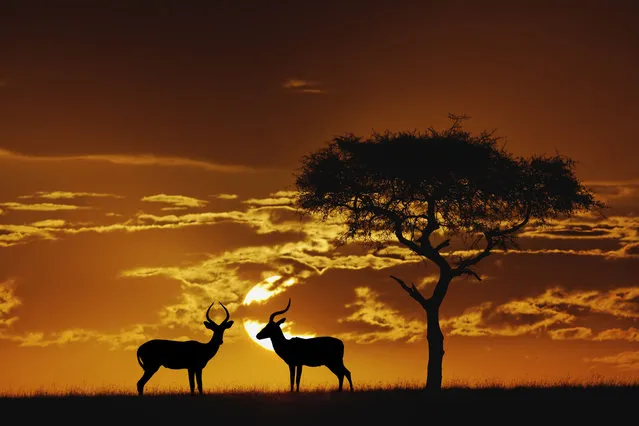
{"left": 0, "top": 380, "right": 636, "bottom": 424}
{"left": 1, "top": 375, "right": 636, "bottom": 398}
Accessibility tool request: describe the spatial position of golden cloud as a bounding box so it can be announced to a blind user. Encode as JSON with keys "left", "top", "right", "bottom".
{"left": 0, "top": 202, "right": 85, "bottom": 211}
{"left": 585, "top": 179, "right": 639, "bottom": 203}
{"left": 243, "top": 190, "right": 299, "bottom": 206}
{"left": 0, "top": 149, "right": 267, "bottom": 173}
{"left": 547, "top": 327, "right": 593, "bottom": 340}
{"left": 18, "top": 191, "right": 123, "bottom": 200}
{"left": 282, "top": 79, "right": 326, "bottom": 94}
{"left": 0, "top": 224, "right": 57, "bottom": 247}
{"left": 337, "top": 287, "right": 425, "bottom": 343}
{"left": 441, "top": 286, "right": 639, "bottom": 339}
{"left": 30, "top": 219, "right": 66, "bottom": 228}
{"left": 141, "top": 194, "right": 208, "bottom": 209}
{"left": 553, "top": 326, "right": 639, "bottom": 342}
{"left": 520, "top": 215, "right": 638, "bottom": 243}
{"left": 213, "top": 193, "right": 239, "bottom": 200}
{"left": 1, "top": 186, "right": 637, "bottom": 265}
{"left": 8, "top": 324, "right": 154, "bottom": 351}
{"left": 585, "top": 351, "right": 639, "bottom": 370}
{"left": 0, "top": 280, "right": 21, "bottom": 328}
{"left": 593, "top": 327, "right": 639, "bottom": 341}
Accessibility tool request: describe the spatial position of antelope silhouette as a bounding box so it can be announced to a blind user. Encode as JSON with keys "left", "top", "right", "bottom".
{"left": 256, "top": 298, "right": 353, "bottom": 392}
{"left": 136, "top": 301, "right": 234, "bottom": 395}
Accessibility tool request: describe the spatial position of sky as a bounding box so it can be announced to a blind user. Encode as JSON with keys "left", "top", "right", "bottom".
{"left": 0, "top": 0, "right": 638, "bottom": 393}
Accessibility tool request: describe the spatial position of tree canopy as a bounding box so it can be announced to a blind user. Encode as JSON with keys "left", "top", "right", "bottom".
{"left": 295, "top": 118, "right": 603, "bottom": 280}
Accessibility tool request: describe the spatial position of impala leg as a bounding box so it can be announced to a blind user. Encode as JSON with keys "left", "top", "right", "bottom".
{"left": 137, "top": 366, "right": 159, "bottom": 396}
{"left": 344, "top": 366, "right": 353, "bottom": 391}
{"left": 288, "top": 364, "right": 295, "bottom": 392}
{"left": 188, "top": 369, "right": 196, "bottom": 395}
{"left": 327, "top": 363, "right": 345, "bottom": 392}
{"left": 196, "top": 370, "right": 203, "bottom": 394}
{"left": 295, "top": 365, "right": 303, "bottom": 392}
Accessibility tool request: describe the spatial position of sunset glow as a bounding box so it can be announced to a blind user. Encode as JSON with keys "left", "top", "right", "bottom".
{"left": 0, "top": 1, "right": 638, "bottom": 395}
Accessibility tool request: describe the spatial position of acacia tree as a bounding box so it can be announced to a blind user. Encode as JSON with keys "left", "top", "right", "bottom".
{"left": 294, "top": 116, "right": 603, "bottom": 391}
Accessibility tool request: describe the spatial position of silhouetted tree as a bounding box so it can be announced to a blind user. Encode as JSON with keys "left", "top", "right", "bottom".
{"left": 294, "top": 115, "right": 603, "bottom": 391}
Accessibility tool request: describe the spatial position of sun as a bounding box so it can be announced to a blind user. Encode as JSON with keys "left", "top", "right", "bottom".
{"left": 243, "top": 319, "right": 276, "bottom": 351}
{"left": 241, "top": 276, "right": 316, "bottom": 351}
{"left": 242, "top": 275, "right": 298, "bottom": 306}
{"left": 243, "top": 283, "right": 275, "bottom": 305}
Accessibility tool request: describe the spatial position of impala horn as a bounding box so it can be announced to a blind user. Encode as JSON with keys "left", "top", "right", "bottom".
{"left": 205, "top": 301, "right": 217, "bottom": 326}
{"left": 269, "top": 298, "right": 291, "bottom": 323}
{"left": 219, "top": 302, "right": 230, "bottom": 324}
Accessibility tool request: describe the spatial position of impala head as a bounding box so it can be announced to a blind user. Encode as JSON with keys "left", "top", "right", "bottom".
{"left": 256, "top": 298, "right": 290, "bottom": 340}
{"left": 203, "top": 302, "right": 234, "bottom": 343}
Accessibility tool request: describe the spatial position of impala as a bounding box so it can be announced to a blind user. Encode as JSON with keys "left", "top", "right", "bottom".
{"left": 136, "top": 301, "right": 234, "bottom": 395}
{"left": 256, "top": 298, "right": 353, "bottom": 392}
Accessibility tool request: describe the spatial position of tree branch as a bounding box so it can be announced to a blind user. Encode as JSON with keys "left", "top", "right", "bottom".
{"left": 365, "top": 204, "right": 423, "bottom": 254}
{"left": 453, "top": 206, "right": 532, "bottom": 276}
{"left": 433, "top": 239, "right": 451, "bottom": 252}
{"left": 417, "top": 199, "right": 452, "bottom": 273}
{"left": 390, "top": 275, "right": 429, "bottom": 308}
{"left": 460, "top": 269, "right": 481, "bottom": 281}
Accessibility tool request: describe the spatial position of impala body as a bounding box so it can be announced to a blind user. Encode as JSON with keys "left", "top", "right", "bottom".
{"left": 256, "top": 298, "right": 353, "bottom": 392}
{"left": 136, "top": 301, "right": 234, "bottom": 395}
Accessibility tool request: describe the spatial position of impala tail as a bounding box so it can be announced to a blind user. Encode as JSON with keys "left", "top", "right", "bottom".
{"left": 137, "top": 349, "right": 145, "bottom": 369}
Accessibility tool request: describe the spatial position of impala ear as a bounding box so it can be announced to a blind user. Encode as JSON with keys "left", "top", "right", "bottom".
{"left": 224, "top": 320, "right": 234, "bottom": 329}
{"left": 276, "top": 317, "right": 286, "bottom": 325}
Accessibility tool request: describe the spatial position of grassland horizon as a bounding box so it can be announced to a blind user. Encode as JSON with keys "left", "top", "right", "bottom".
{"left": 1, "top": 383, "right": 637, "bottom": 425}
{"left": 2, "top": 376, "right": 637, "bottom": 398}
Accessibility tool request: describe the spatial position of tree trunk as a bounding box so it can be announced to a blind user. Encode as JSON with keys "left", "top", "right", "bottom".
{"left": 425, "top": 304, "right": 444, "bottom": 391}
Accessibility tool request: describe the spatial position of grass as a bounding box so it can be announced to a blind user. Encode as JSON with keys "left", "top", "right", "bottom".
{"left": 3, "top": 374, "right": 635, "bottom": 397}
{"left": 1, "top": 380, "right": 637, "bottom": 423}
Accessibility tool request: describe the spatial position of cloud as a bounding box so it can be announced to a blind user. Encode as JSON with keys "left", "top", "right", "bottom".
{"left": 0, "top": 202, "right": 86, "bottom": 211}
{"left": 243, "top": 275, "right": 298, "bottom": 306}
{"left": 212, "top": 193, "right": 238, "bottom": 200}
{"left": 0, "top": 280, "right": 21, "bottom": 328}
{"left": 2, "top": 186, "right": 637, "bottom": 265}
{"left": 547, "top": 327, "right": 593, "bottom": 340}
{"left": 4, "top": 324, "right": 154, "bottom": 351}
{"left": 550, "top": 326, "right": 639, "bottom": 342}
{"left": 0, "top": 280, "right": 152, "bottom": 351}
{"left": 282, "top": 79, "right": 326, "bottom": 94}
{"left": 30, "top": 219, "right": 66, "bottom": 228}
{"left": 141, "top": 194, "right": 208, "bottom": 209}
{"left": 118, "top": 229, "right": 412, "bottom": 332}
{"left": 0, "top": 224, "right": 58, "bottom": 247}
{"left": 440, "top": 286, "right": 639, "bottom": 339}
{"left": 337, "top": 287, "right": 425, "bottom": 343}
{"left": 243, "top": 190, "right": 298, "bottom": 207}
{"left": 520, "top": 215, "right": 638, "bottom": 244}
{"left": 18, "top": 191, "right": 123, "bottom": 200}
{"left": 585, "top": 179, "right": 639, "bottom": 203}
{"left": 0, "top": 149, "right": 265, "bottom": 173}
{"left": 500, "top": 286, "right": 639, "bottom": 319}
{"left": 585, "top": 351, "right": 639, "bottom": 370}
{"left": 593, "top": 327, "right": 639, "bottom": 341}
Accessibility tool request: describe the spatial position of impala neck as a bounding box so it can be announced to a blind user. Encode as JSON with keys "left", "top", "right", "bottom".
{"left": 270, "top": 327, "right": 289, "bottom": 354}
{"left": 208, "top": 329, "right": 224, "bottom": 347}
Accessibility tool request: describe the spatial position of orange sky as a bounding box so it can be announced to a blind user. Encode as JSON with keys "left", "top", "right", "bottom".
{"left": 0, "top": 1, "right": 638, "bottom": 394}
